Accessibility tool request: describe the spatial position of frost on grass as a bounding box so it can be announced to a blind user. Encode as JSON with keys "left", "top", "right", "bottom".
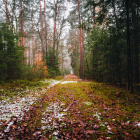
{"left": 0, "top": 79, "right": 62, "bottom": 124}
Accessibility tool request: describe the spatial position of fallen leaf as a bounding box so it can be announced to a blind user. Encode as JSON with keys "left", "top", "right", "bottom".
{"left": 85, "top": 130, "right": 95, "bottom": 134}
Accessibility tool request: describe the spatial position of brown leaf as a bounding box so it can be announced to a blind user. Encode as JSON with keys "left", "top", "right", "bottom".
{"left": 125, "top": 132, "right": 130, "bottom": 136}
{"left": 2, "top": 123, "right": 7, "bottom": 126}
{"left": 10, "top": 125, "right": 17, "bottom": 129}
{"left": 98, "top": 138, "right": 104, "bottom": 140}
{"left": 33, "top": 131, "right": 41, "bottom": 137}
{"left": 40, "top": 138, "right": 49, "bottom": 140}
{"left": 93, "top": 124, "right": 100, "bottom": 129}
{"left": 36, "top": 105, "right": 42, "bottom": 108}
{"left": 23, "top": 123, "right": 28, "bottom": 127}
{"left": 85, "top": 130, "right": 95, "bottom": 134}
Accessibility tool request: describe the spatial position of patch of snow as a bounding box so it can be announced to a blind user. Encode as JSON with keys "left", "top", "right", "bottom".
{"left": 33, "top": 131, "right": 41, "bottom": 136}
{"left": 0, "top": 132, "right": 4, "bottom": 139}
{"left": 41, "top": 102, "right": 66, "bottom": 131}
{"left": 40, "top": 79, "right": 54, "bottom": 83}
{"left": 137, "top": 123, "right": 140, "bottom": 128}
{"left": 93, "top": 112, "right": 101, "bottom": 121}
{"left": 83, "top": 101, "right": 93, "bottom": 106}
{"left": 48, "top": 80, "right": 62, "bottom": 88}
{"left": 134, "top": 121, "right": 140, "bottom": 129}
{"left": 107, "top": 125, "right": 112, "bottom": 131}
{"left": 93, "top": 111, "right": 113, "bottom": 134}
{"left": 0, "top": 80, "right": 62, "bottom": 124}
{"left": 107, "top": 130, "right": 113, "bottom": 134}
{"left": 53, "top": 131, "right": 59, "bottom": 136}
{"left": 0, "top": 95, "right": 37, "bottom": 122}
{"left": 4, "top": 121, "right": 14, "bottom": 133}
{"left": 61, "top": 81, "right": 77, "bottom": 84}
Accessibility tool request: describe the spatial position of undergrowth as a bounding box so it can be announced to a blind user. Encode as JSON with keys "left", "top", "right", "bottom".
{"left": 0, "top": 79, "right": 50, "bottom": 99}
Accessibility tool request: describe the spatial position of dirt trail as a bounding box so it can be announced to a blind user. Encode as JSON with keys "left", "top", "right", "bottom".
{"left": 0, "top": 74, "right": 140, "bottom": 139}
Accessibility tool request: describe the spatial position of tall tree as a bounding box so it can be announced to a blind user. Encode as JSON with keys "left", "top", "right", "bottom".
{"left": 126, "top": 0, "right": 133, "bottom": 92}
{"left": 77, "top": 0, "right": 84, "bottom": 79}
{"left": 51, "top": 0, "right": 58, "bottom": 67}
{"left": 20, "top": 0, "right": 24, "bottom": 46}
{"left": 44, "top": 0, "right": 48, "bottom": 54}
{"left": 39, "top": 0, "right": 45, "bottom": 56}
{"left": 131, "top": 0, "right": 139, "bottom": 84}
{"left": 28, "top": 10, "right": 31, "bottom": 65}
{"left": 93, "top": 0, "right": 95, "bottom": 28}
{"left": 5, "top": 0, "right": 9, "bottom": 25}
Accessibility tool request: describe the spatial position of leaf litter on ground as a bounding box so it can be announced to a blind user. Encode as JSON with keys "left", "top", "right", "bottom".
{"left": 0, "top": 74, "right": 140, "bottom": 139}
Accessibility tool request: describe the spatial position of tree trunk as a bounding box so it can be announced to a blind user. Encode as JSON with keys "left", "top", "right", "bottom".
{"left": 126, "top": 0, "right": 133, "bottom": 93}
{"left": 25, "top": 37, "right": 27, "bottom": 65}
{"left": 21, "top": 0, "right": 23, "bottom": 46}
{"left": 77, "top": 0, "right": 84, "bottom": 80}
{"left": 51, "top": 0, "right": 58, "bottom": 67}
{"left": 85, "top": 55, "right": 91, "bottom": 78}
{"left": 93, "top": 0, "right": 95, "bottom": 28}
{"left": 5, "top": 0, "right": 9, "bottom": 25}
{"left": 44, "top": 0, "right": 48, "bottom": 54}
{"left": 82, "top": 29, "right": 84, "bottom": 80}
{"left": 132, "top": 0, "right": 139, "bottom": 84}
{"left": 56, "top": 8, "right": 60, "bottom": 59}
{"left": 32, "top": 8, "right": 34, "bottom": 66}
{"left": 39, "top": 0, "right": 45, "bottom": 56}
{"left": 28, "top": 15, "right": 31, "bottom": 65}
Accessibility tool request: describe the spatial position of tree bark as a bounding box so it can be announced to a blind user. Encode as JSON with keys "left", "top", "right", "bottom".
{"left": 44, "top": 0, "right": 48, "bottom": 54}
{"left": 21, "top": 0, "right": 23, "bottom": 46}
{"left": 85, "top": 54, "right": 91, "bottom": 78}
{"left": 39, "top": 0, "right": 45, "bottom": 56}
{"left": 77, "top": 0, "right": 84, "bottom": 80}
{"left": 93, "top": 0, "right": 95, "bottom": 28}
{"left": 132, "top": 0, "right": 139, "bottom": 84}
{"left": 51, "top": 0, "right": 58, "bottom": 67}
{"left": 32, "top": 8, "right": 34, "bottom": 66}
{"left": 5, "top": 0, "right": 9, "bottom": 25}
{"left": 28, "top": 14, "right": 31, "bottom": 65}
{"left": 126, "top": 0, "right": 133, "bottom": 93}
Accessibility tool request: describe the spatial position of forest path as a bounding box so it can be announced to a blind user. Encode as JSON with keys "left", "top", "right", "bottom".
{"left": 0, "top": 74, "right": 140, "bottom": 139}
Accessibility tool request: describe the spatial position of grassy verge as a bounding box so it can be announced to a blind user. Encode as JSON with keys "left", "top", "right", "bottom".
{"left": 0, "top": 79, "right": 50, "bottom": 100}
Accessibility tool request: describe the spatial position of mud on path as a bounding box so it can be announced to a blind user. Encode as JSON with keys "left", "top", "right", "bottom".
{"left": 0, "top": 74, "right": 140, "bottom": 139}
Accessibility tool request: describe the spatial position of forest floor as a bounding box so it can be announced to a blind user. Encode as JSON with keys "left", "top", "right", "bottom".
{"left": 0, "top": 74, "right": 140, "bottom": 140}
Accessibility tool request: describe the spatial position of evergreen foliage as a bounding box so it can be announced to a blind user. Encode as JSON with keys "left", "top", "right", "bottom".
{"left": 85, "top": 27, "right": 127, "bottom": 84}
{"left": 45, "top": 50, "right": 60, "bottom": 78}
{"left": 0, "top": 23, "right": 24, "bottom": 80}
{"left": 67, "top": 0, "right": 140, "bottom": 91}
